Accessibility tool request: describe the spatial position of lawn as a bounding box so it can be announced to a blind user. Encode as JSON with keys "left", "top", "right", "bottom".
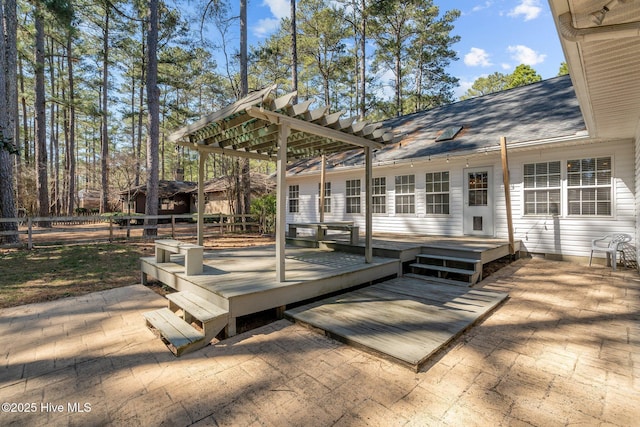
{"left": 0, "top": 234, "right": 274, "bottom": 308}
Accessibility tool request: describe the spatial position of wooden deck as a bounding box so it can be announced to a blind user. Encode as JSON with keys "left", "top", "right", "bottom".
{"left": 285, "top": 276, "right": 508, "bottom": 371}
{"left": 141, "top": 245, "right": 401, "bottom": 336}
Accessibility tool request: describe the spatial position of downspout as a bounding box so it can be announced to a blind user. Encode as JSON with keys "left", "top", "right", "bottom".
{"left": 558, "top": 11, "right": 640, "bottom": 42}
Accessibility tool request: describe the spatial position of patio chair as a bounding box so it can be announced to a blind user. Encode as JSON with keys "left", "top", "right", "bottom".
{"left": 588, "top": 233, "right": 632, "bottom": 271}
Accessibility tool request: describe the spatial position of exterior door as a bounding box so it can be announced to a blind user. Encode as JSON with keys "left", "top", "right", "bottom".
{"left": 463, "top": 167, "right": 494, "bottom": 236}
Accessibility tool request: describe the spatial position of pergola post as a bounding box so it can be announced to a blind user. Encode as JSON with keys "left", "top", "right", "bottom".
{"left": 197, "top": 151, "right": 206, "bottom": 246}
{"left": 276, "top": 123, "right": 290, "bottom": 282}
{"left": 365, "top": 147, "right": 372, "bottom": 263}
{"left": 320, "top": 153, "right": 326, "bottom": 222}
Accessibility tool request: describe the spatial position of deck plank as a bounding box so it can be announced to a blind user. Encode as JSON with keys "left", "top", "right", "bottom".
{"left": 286, "top": 278, "right": 508, "bottom": 369}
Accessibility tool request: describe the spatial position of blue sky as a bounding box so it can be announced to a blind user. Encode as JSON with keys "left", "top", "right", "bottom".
{"left": 222, "top": 0, "right": 566, "bottom": 99}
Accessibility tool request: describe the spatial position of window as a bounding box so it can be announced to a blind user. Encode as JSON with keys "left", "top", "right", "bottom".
{"left": 524, "top": 161, "right": 561, "bottom": 215}
{"left": 425, "top": 171, "right": 449, "bottom": 214}
{"left": 468, "top": 172, "right": 488, "bottom": 206}
{"left": 288, "top": 185, "right": 299, "bottom": 213}
{"left": 395, "top": 175, "right": 415, "bottom": 214}
{"left": 346, "top": 179, "right": 361, "bottom": 214}
{"left": 567, "top": 157, "right": 611, "bottom": 216}
{"left": 372, "top": 177, "right": 386, "bottom": 214}
{"left": 159, "top": 198, "right": 173, "bottom": 210}
{"left": 317, "top": 182, "right": 331, "bottom": 213}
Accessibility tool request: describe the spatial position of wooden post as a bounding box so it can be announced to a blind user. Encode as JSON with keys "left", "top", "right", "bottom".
{"left": 319, "top": 153, "right": 326, "bottom": 223}
{"left": 171, "top": 215, "right": 175, "bottom": 238}
{"left": 276, "top": 123, "right": 290, "bottom": 282}
{"left": 365, "top": 147, "right": 372, "bottom": 263}
{"left": 27, "top": 217, "right": 33, "bottom": 250}
{"left": 109, "top": 217, "right": 113, "bottom": 242}
{"left": 500, "top": 136, "right": 515, "bottom": 257}
{"left": 197, "top": 151, "right": 206, "bottom": 246}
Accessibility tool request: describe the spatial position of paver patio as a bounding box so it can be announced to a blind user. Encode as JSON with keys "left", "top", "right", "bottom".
{"left": 0, "top": 257, "right": 638, "bottom": 426}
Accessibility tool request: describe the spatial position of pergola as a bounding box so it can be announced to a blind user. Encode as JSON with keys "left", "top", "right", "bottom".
{"left": 167, "top": 85, "right": 395, "bottom": 281}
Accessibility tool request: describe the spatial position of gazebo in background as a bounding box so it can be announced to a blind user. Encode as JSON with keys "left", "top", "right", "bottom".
{"left": 167, "top": 85, "right": 395, "bottom": 281}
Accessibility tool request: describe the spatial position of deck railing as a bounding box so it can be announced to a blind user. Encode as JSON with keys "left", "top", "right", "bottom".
{"left": 0, "top": 213, "right": 274, "bottom": 249}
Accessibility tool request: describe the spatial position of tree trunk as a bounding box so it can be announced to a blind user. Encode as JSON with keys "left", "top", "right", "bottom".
{"left": 66, "top": 34, "right": 76, "bottom": 215}
{"left": 0, "top": 0, "right": 19, "bottom": 243}
{"left": 100, "top": 9, "right": 109, "bottom": 213}
{"left": 136, "top": 19, "right": 145, "bottom": 187}
{"left": 144, "top": 0, "right": 160, "bottom": 237}
{"left": 359, "top": 0, "right": 366, "bottom": 120}
{"left": 34, "top": 2, "right": 50, "bottom": 224}
{"left": 239, "top": 0, "right": 250, "bottom": 219}
{"left": 290, "top": 0, "right": 297, "bottom": 100}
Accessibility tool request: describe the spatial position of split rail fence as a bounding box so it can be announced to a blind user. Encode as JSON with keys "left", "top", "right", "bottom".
{"left": 0, "top": 213, "right": 274, "bottom": 249}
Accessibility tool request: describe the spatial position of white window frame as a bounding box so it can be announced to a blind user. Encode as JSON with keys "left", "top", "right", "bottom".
{"left": 288, "top": 185, "right": 299, "bottom": 213}
{"left": 345, "top": 179, "right": 361, "bottom": 214}
{"left": 372, "top": 177, "right": 386, "bottom": 214}
{"left": 523, "top": 161, "right": 562, "bottom": 216}
{"left": 395, "top": 174, "right": 415, "bottom": 214}
{"left": 425, "top": 171, "right": 450, "bottom": 215}
{"left": 567, "top": 157, "right": 612, "bottom": 217}
{"left": 317, "top": 182, "right": 331, "bottom": 213}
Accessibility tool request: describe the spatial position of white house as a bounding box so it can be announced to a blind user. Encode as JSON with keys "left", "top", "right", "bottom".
{"left": 284, "top": 74, "right": 636, "bottom": 262}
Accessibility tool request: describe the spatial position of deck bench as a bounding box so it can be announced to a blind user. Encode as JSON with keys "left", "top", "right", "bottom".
{"left": 287, "top": 222, "right": 360, "bottom": 245}
{"left": 155, "top": 239, "right": 204, "bottom": 275}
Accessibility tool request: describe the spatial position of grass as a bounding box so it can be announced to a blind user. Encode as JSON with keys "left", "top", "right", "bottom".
{"left": 0, "top": 234, "right": 275, "bottom": 309}
{"left": 0, "top": 243, "right": 151, "bottom": 308}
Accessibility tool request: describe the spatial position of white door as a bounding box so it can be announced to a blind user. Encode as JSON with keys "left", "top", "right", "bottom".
{"left": 463, "top": 167, "right": 494, "bottom": 236}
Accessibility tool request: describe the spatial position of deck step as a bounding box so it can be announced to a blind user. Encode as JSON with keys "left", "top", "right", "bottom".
{"left": 166, "top": 291, "right": 228, "bottom": 344}
{"left": 403, "top": 273, "right": 472, "bottom": 288}
{"left": 409, "top": 263, "right": 476, "bottom": 276}
{"left": 415, "top": 254, "right": 480, "bottom": 264}
{"left": 143, "top": 307, "right": 206, "bottom": 356}
{"left": 167, "top": 291, "right": 227, "bottom": 322}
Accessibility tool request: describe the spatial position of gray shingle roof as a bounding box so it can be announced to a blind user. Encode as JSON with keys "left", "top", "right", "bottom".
{"left": 289, "top": 75, "right": 585, "bottom": 174}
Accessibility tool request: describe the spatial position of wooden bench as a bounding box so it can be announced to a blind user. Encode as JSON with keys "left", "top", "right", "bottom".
{"left": 287, "top": 222, "right": 360, "bottom": 245}
{"left": 155, "top": 239, "right": 204, "bottom": 275}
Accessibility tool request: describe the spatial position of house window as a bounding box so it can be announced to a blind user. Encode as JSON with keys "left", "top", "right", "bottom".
{"left": 523, "top": 161, "right": 561, "bottom": 215}
{"left": 346, "top": 179, "right": 361, "bottom": 214}
{"left": 425, "top": 171, "right": 449, "bottom": 214}
{"left": 288, "top": 185, "right": 299, "bottom": 213}
{"left": 317, "top": 182, "right": 331, "bottom": 213}
{"left": 372, "top": 177, "right": 386, "bottom": 214}
{"left": 395, "top": 175, "right": 415, "bottom": 214}
{"left": 567, "top": 157, "right": 612, "bottom": 216}
{"left": 159, "top": 198, "right": 173, "bottom": 210}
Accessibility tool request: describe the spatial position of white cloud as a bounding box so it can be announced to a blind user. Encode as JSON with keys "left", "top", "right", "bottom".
{"left": 253, "top": 18, "right": 280, "bottom": 39}
{"left": 472, "top": 1, "right": 493, "bottom": 13}
{"left": 464, "top": 47, "right": 492, "bottom": 67}
{"left": 501, "top": 63, "right": 512, "bottom": 70}
{"left": 508, "top": 0, "right": 542, "bottom": 21}
{"left": 507, "top": 45, "right": 546, "bottom": 65}
{"left": 262, "top": 0, "right": 289, "bottom": 20}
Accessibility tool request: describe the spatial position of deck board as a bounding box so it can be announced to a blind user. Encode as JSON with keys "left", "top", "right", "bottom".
{"left": 285, "top": 277, "right": 508, "bottom": 370}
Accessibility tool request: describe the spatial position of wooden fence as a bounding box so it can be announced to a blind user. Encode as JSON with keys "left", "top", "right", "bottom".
{"left": 0, "top": 213, "right": 274, "bottom": 249}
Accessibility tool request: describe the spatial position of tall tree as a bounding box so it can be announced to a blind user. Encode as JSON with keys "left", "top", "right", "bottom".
{"left": 144, "top": 0, "right": 160, "bottom": 236}
{"left": 507, "top": 64, "right": 542, "bottom": 88}
{"left": 290, "top": 0, "right": 298, "bottom": 99}
{"left": 370, "top": 0, "right": 459, "bottom": 117}
{"left": 0, "top": 0, "right": 19, "bottom": 243}
{"left": 34, "top": 1, "right": 50, "bottom": 222}
{"left": 298, "top": 0, "right": 351, "bottom": 107}
{"left": 100, "top": 3, "right": 110, "bottom": 213}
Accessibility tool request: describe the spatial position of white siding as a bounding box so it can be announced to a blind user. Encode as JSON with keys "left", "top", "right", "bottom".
{"left": 286, "top": 139, "right": 636, "bottom": 258}
{"left": 635, "top": 121, "right": 640, "bottom": 267}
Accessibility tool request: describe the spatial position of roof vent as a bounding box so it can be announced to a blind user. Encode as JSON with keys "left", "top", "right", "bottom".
{"left": 435, "top": 125, "right": 463, "bottom": 142}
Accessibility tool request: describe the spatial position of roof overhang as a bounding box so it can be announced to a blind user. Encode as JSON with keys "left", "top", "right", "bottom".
{"left": 167, "top": 85, "right": 395, "bottom": 161}
{"left": 548, "top": 0, "right": 640, "bottom": 140}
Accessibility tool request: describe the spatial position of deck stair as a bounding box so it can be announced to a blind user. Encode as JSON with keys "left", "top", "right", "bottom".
{"left": 408, "top": 253, "right": 482, "bottom": 286}
{"left": 144, "top": 291, "right": 228, "bottom": 356}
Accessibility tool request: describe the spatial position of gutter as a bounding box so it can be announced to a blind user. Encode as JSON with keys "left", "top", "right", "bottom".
{"left": 558, "top": 11, "right": 640, "bottom": 42}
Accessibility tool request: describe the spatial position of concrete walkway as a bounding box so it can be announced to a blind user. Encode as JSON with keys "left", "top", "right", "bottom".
{"left": 0, "top": 258, "right": 638, "bottom": 426}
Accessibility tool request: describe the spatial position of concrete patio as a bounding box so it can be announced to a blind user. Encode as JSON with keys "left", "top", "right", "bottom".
{"left": 0, "top": 257, "right": 638, "bottom": 426}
